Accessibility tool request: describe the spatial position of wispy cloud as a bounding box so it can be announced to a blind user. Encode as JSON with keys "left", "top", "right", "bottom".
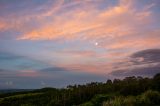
{"left": 1, "top": 0, "right": 159, "bottom": 51}
{"left": 15, "top": 0, "right": 152, "bottom": 41}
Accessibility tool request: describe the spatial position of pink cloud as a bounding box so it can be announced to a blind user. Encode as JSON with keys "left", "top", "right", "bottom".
{"left": 15, "top": 0, "right": 154, "bottom": 43}
{"left": 0, "top": 0, "right": 159, "bottom": 76}
{"left": 17, "top": 70, "right": 42, "bottom": 77}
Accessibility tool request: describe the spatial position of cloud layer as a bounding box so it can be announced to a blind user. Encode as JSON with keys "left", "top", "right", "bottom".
{"left": 110, "top": 49, "right": 160, "bottom": 77}
{"left": 0, "top": 0, "right": 160, "bottom": 88}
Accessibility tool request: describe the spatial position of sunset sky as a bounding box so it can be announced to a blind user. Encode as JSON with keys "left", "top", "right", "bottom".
{"left": 0, "top": 0, "right": 160, "bottom": 89}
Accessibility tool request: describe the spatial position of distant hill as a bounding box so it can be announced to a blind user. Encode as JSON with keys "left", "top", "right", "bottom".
{"left": 0, "top": 89, "right": 33, "bottom": 94}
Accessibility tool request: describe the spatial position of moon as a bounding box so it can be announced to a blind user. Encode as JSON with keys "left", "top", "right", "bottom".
{"left": 95, "top": 42, "right": 98, "bottom": 46}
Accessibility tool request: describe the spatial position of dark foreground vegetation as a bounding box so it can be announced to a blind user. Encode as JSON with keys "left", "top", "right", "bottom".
{"left": 0, "top": 73, "right": 160, "bottom": 106}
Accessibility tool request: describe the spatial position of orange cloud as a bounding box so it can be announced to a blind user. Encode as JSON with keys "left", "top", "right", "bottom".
{"left": 0, "top": 0, "right": 64, "bottom": 32}
{"left": 16, "top": 0, "right": 153, "bottom": 43}
{"left": 105, "top": 30, "right": 160, "bottom": 50}
{"left": 59, "top": 63, "right": 114, "bottom": 75}
{"left": 0, "top": 21, "right": 6, "bottom": 30}
{"left": 0, "top": 0, "right": 155, "bottom": 43}
{"left": 0, "top": 0, "right": 156, "bottom": 48}
{"left": 17, "top": 70, "right": 42, "bottom": 77}
{"left": 59, "top": 50, "right": 97, "bottom": 57}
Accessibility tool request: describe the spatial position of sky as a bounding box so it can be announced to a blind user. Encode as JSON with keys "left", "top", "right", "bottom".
{"left": 0, "top": 0, "right": 160, "bottom": 89}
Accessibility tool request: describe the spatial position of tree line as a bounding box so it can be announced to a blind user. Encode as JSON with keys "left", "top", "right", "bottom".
{"left": 0, "top": 73, "right": 160, "bottom": 106}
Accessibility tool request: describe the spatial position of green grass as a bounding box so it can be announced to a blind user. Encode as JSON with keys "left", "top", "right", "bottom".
{"left": 103, "top": 90, "right": 160, "bottom": 106}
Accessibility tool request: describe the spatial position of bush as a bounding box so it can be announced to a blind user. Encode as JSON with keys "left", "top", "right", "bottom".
{"left": 138, "top": 90, "right": 160, "bottom": 105}
{"left": 103, "top": 90, "right": 160, "bottom": 106}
